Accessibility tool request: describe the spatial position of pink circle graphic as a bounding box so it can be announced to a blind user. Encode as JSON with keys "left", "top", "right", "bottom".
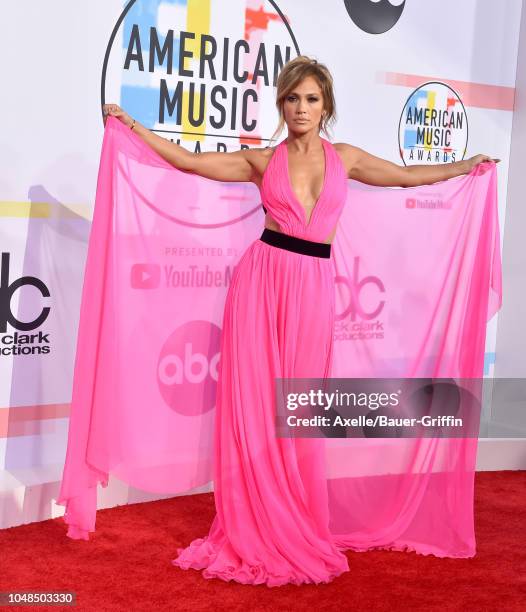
{"left": 157, "top": 320, "right": 221, "bottom": 416}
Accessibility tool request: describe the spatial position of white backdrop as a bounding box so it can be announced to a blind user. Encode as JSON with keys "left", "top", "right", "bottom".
{"left": 0, "top": 0, "right": 523, "bottom": 530}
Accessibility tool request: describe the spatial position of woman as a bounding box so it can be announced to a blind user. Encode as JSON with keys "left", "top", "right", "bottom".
{"left": 103, "top": 56, "right": 497, "bottom": 587}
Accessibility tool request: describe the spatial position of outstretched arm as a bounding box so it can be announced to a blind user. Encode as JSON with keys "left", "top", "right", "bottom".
{"left": 103, "top": 104, "right": 255, "bottom": 183}
{"left": 335, "top": 143, "right": 499, "bottom": 188}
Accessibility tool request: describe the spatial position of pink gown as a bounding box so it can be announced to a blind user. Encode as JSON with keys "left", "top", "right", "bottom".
{"left": 58, "top": 117, "right": 501, "bottom": 574}
{"left": 172, "top": 137, "right": 351, "bottom": 586}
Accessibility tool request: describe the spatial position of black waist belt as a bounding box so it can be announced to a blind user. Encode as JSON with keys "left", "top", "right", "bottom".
{"left": 259, "top": 228, "right": 331, "bottom": 258}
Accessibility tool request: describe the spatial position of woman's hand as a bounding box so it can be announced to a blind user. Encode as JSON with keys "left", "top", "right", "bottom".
{"left": 100, "top": 103, "right": 254, "bottom": 181}
{"left": 466, "top": 154, "right": 500, "bottom": 171}
{"left": 102, "top": 104, "right": 134, "bottom": 128}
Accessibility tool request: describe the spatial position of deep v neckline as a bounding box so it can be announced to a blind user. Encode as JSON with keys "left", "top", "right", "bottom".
{"left": 283, "top": 138, "right": 328, "bottom": 228}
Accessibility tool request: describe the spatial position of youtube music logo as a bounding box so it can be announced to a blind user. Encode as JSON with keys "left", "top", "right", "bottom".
{"left": 131, "top": 263, "right": 160, "bottom": 289}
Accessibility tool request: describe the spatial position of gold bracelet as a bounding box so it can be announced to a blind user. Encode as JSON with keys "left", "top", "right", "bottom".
{"left": 130, "top": 118, "right": 136, "bottom": 130}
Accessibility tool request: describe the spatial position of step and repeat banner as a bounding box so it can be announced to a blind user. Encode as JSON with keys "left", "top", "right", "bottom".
{"left": 0, "top": 0, "right": 522, "bottom": 529}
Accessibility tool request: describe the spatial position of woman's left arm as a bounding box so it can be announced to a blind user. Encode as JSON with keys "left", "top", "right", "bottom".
{"left": 335, "top": 143, "right": 499, "bottom": 188}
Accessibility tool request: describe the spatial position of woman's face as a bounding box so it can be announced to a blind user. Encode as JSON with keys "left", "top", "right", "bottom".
{"left": 282, "top": 76, "right": 325, "bottom": 135}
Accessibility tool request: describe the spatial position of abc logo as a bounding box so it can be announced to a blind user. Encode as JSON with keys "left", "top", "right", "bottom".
{"left": 344, "top": 0, "right": 405, "bottom": 35}
{"left": 157, "top": 320, "right": 221, "bottom": 416}
{"left": 0, "top": 253, "right": 50, "bottom": 333}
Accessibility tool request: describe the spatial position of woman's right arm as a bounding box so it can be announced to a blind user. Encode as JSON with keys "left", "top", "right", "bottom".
{"left": 103, "top": 104, "right": 255, "bottom": 183}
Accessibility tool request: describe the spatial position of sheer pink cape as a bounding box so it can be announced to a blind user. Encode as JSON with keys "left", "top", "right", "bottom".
{"left": 57, "top": 117, "right": 502, "bottom": 557}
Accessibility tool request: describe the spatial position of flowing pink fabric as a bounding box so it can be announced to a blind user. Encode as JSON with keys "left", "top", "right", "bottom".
{"left": 57, "top": 117, "right": 502, "bottom": 586}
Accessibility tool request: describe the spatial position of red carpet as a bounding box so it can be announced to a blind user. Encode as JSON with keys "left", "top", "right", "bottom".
{"left": 1, "top": 470, "right": 525, "bottom": 611}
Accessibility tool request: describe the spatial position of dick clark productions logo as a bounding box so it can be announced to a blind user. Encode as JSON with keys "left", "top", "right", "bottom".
{"left": 0, "top": 253, "right": 51, "bottom": 355}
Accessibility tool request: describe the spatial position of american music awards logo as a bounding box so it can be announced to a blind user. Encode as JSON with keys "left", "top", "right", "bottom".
{"left": 102, "top": 0, "right": 299, "bottom": 229}
{"left": 398, "top": 81, "right": 468, "bottom": 165}
{"left": 102, "top": 0, "right": 298, "bottom": 145}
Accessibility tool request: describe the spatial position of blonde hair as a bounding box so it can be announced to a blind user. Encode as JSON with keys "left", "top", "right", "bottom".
{"left": 268, "top": 55, "right": 337, "bottom": 145}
